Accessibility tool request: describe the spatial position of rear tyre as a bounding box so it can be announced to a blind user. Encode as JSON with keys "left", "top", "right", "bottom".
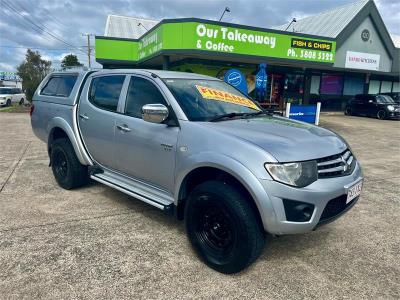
{"left": 344, "top": 107, "right": 352, "bottom": 116}
{"left": 6, "top": 99, "right": 11, "bottom": 107}
{"left": 19, "top": 98, "right": 24, "bottom": 105}
{"left": 185, "top": 180, "right": 265, "bottom": 274}
{"left": 50, "top": 138, "right": 88, "bottom": 189}
{"left": 377, "top": 110, "right": 386, "bottom": 120}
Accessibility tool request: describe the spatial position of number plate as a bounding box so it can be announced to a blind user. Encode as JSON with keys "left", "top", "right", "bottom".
{"left": 346, "top": 180, "right": 363, "bottom": 204}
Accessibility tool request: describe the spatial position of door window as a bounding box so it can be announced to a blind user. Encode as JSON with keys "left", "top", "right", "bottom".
{"left": 89, "top": 75, "right": 125, "bottom": 112}
{"left": 125, "top": 77, "right": 168, "bottom": 118}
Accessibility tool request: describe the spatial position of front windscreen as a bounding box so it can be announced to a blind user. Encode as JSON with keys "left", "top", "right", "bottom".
{"left": 377, "top": 95, "right": 395, "bottom": 104}
{"left": 163, "top": 79, "right": 260, "bottom": 121}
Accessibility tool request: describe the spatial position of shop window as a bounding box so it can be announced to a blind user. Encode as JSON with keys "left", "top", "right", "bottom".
{"left": 320, "top": 74, "right": 343, "bottom": 95}
{"left": 380, "top": 81, "right": 392, "bottom": 93}
{"left": 283, "top": 74, "right": 304, "bottom": 93}
{"left": 343, "top": 76, "right": 364, "bottom": 95}
{"left": 368, "top": 80, "right": 380, "bottom": 94}
{"left": 310, "top": 76, "right": 320, "bottom": 95}
{"left": 393, "top": 82, "right": 400, "bottom": 92}
{"left": 283, "top": 74, "right": 304, "bottom": 104}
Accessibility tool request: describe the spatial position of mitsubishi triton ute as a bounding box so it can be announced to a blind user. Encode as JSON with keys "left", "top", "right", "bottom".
{"left": 31, "top": 69, "right": 363, "bottom": 274}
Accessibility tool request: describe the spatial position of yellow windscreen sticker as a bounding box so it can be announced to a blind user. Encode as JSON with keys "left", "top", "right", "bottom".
{"left": 195, "top": 85, "right": 260, "bottom": 111}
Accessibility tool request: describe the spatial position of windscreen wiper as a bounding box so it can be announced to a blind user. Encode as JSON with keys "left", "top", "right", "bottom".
{"left": 242, "top": 109, "right": 274, "bottom": 118}
{"left": 209, "top": 112, "right": 248, "bottom": 122}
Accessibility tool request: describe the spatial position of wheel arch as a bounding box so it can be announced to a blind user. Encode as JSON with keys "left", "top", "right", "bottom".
{"left": 175, "top": 155, "right": 276, "bottom": 231}
{"left": 47, "top": 117, "right": 90, "bottom": 165}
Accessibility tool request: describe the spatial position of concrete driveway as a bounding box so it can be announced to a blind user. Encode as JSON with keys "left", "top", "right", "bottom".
{"left": 0, "top": 113, "right": 399, "bottom": 299}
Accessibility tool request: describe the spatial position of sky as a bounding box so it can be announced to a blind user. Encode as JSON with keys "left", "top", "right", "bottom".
{"left": 0, "top": 0, "right": 399, "bottom": 72}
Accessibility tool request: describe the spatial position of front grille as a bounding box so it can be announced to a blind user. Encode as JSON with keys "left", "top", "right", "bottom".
{"left": 317, "top": 149, "right": 356, "bottom": 178}
{"left": 319, "top": 194, "right": 358, "bottom": 224}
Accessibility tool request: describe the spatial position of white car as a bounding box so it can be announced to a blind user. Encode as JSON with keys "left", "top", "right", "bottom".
{"left": 0, "top": 87, "right": 26, "bottom": 106}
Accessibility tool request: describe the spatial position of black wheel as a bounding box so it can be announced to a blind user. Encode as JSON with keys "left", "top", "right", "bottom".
{"left": 185, "top": 180, "right": 265, "bottom": 274}
{"left": 50, "top": 138, "right": 88, "bottom": 189}
{"left": 377, "top": 110, "right": 386, "bottom": 120}
{"left": 345, "top": 107, "right": 354, "bottom": 116}
{"left": 19, "top": 98, "right": 24, "bottom": 105}
{"left": 6, "top": 99, "right": 11, "bottom": 107}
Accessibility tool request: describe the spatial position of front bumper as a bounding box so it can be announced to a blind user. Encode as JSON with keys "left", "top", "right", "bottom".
{"left": 259, "top": 161, "right": 363, "bottom": 235}
{"left": 387, "top": 111, "right": 400, "bottom": 119}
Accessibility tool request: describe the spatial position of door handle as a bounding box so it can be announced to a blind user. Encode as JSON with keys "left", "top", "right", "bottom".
{"left": 116, "top": 124, "right": 131, "bottom": 132}
{"left": 79, "top": 113, "right": 89, "bottom": 120}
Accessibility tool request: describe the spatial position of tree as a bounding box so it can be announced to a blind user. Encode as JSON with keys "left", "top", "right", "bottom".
{"left": 16, "top": 49, "right": 51, "bottom": 102}
{"left": 61, "top": 54, "right": 83, "bottom": 70}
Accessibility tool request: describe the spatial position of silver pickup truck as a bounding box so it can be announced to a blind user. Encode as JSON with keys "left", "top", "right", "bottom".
{"left": 31, "top": 69, "right": 363, "bottom": 274}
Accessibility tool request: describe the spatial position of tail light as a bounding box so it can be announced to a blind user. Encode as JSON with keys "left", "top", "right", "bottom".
{"left": 29, "top": 104, "right": 34, "bottom": 117}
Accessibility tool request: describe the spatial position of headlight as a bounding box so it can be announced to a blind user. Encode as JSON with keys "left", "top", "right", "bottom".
{"left": 265, "top": 161, "right": 318, "bottom": 187}
{"left": 387, "top": 105, "right": 394, "bottom": 111}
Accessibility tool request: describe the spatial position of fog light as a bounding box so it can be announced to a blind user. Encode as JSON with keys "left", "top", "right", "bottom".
{"left": 282, "top": 199, "right": 315, "bottom": 222}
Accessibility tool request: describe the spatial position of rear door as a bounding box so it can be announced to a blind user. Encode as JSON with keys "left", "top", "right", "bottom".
{"left": 356, "top": 96, "right": 369, "bottom": 115}
{"left": 13, "top": 88, "right": 23, "bottom": 103}
{"left": 10, "top": 88, "right": 16, "bottom": 103}
{"left": 78, "top": 74, "right": 127, "bottom": 169}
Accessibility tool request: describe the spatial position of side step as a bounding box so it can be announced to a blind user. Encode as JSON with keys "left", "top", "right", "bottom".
{"left": 90, "top": 171, "right": 174, "bottom": 214}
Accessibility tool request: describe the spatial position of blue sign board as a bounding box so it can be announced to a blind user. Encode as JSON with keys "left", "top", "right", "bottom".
{"left": 0, "top": 71, "right": 21, "bottom": 81}
{"left": 288, "top": 104, "right": 319, "bottom": 124}
{"left": 224, "top": 69, "right": 248, "bottom": 95}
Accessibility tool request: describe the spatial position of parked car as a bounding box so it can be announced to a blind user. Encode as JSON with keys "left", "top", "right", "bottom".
{"left": 31, "top": 70, "right": 363, "bottom": 274}
{"left": 345, "top": 94, "right": 400, "bottom": 120}
{"left": 0, "top": 87, "right": 26, "bottom": 106}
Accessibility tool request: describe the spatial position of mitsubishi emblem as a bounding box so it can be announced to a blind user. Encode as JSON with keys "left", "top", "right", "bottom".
{"left": 342, "top": 156, "right": 348, "bottom": 172}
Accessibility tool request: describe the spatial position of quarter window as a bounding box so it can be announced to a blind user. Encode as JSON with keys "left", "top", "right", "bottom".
{"left": 89, "top": 75, "right": 125, "bottom": 112}
{"left": 41, "top": 75, "right": 78, "bottom": 97}
{"left": 125, "top": 77, "right": 168, "bottom": 118}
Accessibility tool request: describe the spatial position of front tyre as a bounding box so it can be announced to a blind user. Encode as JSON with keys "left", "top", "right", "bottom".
{"left": 185, "top": 180, "right": 265, "bottom": 274}
{"left": 377, "top": 110, "right": 386, "bottom": 120}
{"left": 50, "top": 138, "right": 88, "bottom": 189}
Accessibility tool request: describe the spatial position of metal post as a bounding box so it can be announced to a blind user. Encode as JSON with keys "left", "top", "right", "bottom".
{"left": 315, "top": 102, "right": 321, "bottom": 125}
{"left": 87, "top": 34, "right": 91, "bottom": 68}
{"left": 285, "top": 102, "right": 291, "bottom": 118}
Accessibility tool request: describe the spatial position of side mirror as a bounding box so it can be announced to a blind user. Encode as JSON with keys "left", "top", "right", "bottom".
{"left": 142, "top": 104, "right": 169, "bottom": 124}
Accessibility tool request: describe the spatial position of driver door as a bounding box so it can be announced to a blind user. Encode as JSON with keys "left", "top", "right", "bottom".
{"left": 365, "top": 96, "right": 378, "bottom": 116}
{"left": 113, "top": 75, "right": 179, "bottom": 193}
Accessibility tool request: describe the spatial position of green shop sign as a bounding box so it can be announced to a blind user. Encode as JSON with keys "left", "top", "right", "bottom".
{"left": 96, "top": 19, "right": 336, "bottom": 64}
